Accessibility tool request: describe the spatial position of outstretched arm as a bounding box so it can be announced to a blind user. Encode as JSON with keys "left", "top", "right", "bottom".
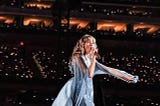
{"left": 100, "top": 62, "right": 137, "bottom": 82}
{"left": 94, "top": 61, "right": 139, "bottom": 83}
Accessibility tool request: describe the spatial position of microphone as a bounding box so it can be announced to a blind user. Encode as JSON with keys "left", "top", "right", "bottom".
{"left": 92, "top": 46, "right": 100, "bottom": 59}
{"left": 94, "top": 50, "right": 100, "bottom": 59}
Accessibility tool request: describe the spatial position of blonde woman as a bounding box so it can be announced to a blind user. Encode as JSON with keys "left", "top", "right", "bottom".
{"left": 52, "top": 34, "right": 139, "bottom": 106}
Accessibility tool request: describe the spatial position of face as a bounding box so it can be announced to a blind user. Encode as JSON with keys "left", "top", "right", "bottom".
{"left": 84, "top": 37, "right": 96, "bottom": 55}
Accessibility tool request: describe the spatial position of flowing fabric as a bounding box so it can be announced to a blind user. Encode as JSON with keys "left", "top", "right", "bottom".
{"left": 51, "top": 54, "right": 139, "bottom": 106}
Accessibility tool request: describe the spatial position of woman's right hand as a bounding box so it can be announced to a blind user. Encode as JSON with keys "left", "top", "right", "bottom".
{"left": 89, "top": 47, "right": 97, "bottom": 59}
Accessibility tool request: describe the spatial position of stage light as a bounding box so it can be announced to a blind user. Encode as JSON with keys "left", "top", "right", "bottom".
{"left": 20, "top": 41, "right": 24, "bottom": 46}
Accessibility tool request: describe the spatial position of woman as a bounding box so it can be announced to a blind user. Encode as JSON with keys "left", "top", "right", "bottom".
{"left": 52, "top": 34, "right": 139, "bottom": 106}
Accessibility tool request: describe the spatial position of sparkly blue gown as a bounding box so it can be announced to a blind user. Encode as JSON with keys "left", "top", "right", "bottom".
{"left": 51, "top": 54, "right": 138, "bottom": 106}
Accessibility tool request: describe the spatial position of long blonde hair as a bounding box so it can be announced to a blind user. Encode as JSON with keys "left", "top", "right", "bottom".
{"left": 71, "top": 34, "right": 98, "bottom": 58}
{"left": 68, "top": 34, "right": 99, "bottom": 73}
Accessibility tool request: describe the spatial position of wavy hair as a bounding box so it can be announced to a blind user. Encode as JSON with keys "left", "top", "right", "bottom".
{"left": 68, "top": 34, "right": 100, "bottom": 73}
{"left": 71, "top": 34, "right": 99, "bottom": 59}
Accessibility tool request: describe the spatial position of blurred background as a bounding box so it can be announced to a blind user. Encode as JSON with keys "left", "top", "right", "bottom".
{"left": 0, "top": 0, "right": 160, "bottom": 106}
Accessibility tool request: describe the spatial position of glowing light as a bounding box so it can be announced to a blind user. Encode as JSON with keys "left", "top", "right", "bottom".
{"left": 20, "top": 41, "right": 24, "bottom": 46}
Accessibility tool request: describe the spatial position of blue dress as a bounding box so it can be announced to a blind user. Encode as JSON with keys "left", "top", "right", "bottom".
{"left": 51, "top": 54, "right": 138, "bottom": 106}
